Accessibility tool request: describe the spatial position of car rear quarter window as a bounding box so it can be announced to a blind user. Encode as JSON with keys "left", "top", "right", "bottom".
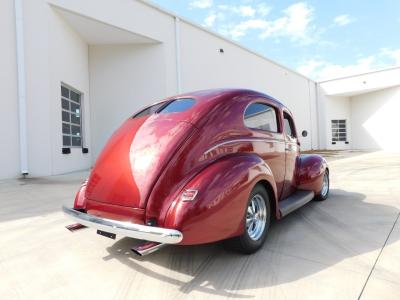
{"left": 244, "top": 103, "right": 278, "bottom": 132}
{"left": 158, "top": 98, "right": 195, "bottom": 114}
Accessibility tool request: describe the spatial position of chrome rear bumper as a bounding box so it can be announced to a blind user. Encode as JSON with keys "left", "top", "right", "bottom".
{"left": 62, "top": 206, "right": 183, "bottom": 244}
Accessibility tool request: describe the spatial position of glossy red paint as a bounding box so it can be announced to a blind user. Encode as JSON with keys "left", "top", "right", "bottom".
{"left": 73, "top": 89, "right": 328, "bottom": 245}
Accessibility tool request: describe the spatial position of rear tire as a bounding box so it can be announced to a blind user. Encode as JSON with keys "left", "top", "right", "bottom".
{"left": 314, "top": 170, "right": 329, "bottom": 201}
{"left": 224, "top": 184, "right": 271, "bottom": 254}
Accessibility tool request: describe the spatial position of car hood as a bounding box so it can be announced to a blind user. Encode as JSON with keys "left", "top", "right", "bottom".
{"left": 85, "top": 115, "right": 196, "bottom": 209}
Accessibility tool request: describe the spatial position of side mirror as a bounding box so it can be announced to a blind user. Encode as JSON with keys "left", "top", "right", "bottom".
{"left": 301, "top": 130, "right": 308, "bottom": 137}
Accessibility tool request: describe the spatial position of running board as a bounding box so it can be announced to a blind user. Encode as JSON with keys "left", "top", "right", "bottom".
{"left": 279, "top": 190, "right": 315, "bottom": 217}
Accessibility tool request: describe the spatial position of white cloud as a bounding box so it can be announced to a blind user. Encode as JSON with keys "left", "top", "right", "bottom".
{"left": 190, "top": 0, "right": 213, "bottom": 9}
{"left": 257, "top": 3, "right": 271, "bottom": 17}
{"left": 224, "top": 2, "right": 316, "bottom": 44}
{"left": 298, "top": 47, "right": 400, "bottom": 80}
{"left": 237, "top": 5, "right": 256, "bottom": 17}
{"left": 333, "top": 14, "right": 356, "bottom": 26}
{"left": 380, "top": 48, "right": 400, "bottom": 65}
{"left": 204, "top": 12, "right": 217, "bottom": 27}
{"left": 229, "top": 19, "right": 269, "bottom": 39}
{"left": 297, "top": 56, "right": 382, "bottom": 80}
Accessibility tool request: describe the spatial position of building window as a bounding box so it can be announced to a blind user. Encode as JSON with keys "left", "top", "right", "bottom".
{"left": 61, "top": 85, "right": 82, "bottom": 147}
{"left": 244, "top": 103, "right": 278, "bottom": 132}
{"left": 331, "top": 119, "right": 347, "bottom": 142}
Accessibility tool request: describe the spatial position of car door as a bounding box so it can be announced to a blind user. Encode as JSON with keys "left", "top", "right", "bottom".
{"left": 281, "top": 111, "right": 300, "bottom": 199}
{"left": 243, "top": 101, "right": 286, "bottom": 199}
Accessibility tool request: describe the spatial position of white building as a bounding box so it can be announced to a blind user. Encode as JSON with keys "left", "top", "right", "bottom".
{"left": 1, "top": 0, "right": 399, "bottom": 180}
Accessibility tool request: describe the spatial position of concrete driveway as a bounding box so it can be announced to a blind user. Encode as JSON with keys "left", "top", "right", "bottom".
{"left": 0, "top": 151, "right": 399, "bottom": 300}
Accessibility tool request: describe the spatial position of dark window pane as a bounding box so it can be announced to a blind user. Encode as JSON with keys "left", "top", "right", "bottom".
{"left": 62, "top": 98, "right": 69, "bottom": 110}
{"left": 133, "top": 102, "right": 165, "bottom": 119}
{"left": 70, "top": 102, "right": 80, "bottom": 114}
{"left": 158, "top": 98, "right": 195, "bottom": 114}
{"left": 283, "top": 113, "right": 296, "bottom": 137}
{"left": 61, "top": 86, "right": 69, "bottom": 98}
{"left": 62, "top": 111, "right": 70, "bottom": 122}
{"left": 70, "top": 113, "right": 80, "bottom": 125}
{"left": 70, "top": 91, "right": 80, "bottom": 103}
{"left": 62, "top": 123, "right": 70, "bottom": 134}
{"left": 244, "top": 103, "right": 278, "bottom": 132}
{"left": 71, "top": 125, "right": 81, "bottom": 136}
{"left": 72, "top": 136, "right": 82, "bottom": 146}
{"left": 63, "top": 135, "right": 71, "bottom": 146}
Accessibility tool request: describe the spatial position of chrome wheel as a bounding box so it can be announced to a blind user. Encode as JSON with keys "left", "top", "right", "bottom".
{"left": 321, "top": 172, "right": 329, "bottom": 197}
{"left": 246, "top": 194, "right": 267, "bottom": 241}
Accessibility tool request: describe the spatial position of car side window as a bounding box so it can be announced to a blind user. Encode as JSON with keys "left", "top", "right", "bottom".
{"left": 244, "top": 103, "right": 278, "bottom": 132}
{"left": 283, "top": 112, "right": 296, "bottom": 138}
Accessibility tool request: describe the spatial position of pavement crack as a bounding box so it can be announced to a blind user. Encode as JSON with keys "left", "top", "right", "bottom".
{"left": 357, "top": 211, "right": 400, "bottom": 300}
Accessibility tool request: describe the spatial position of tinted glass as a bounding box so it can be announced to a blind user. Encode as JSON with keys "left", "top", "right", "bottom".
{"left": 283, "top": 113, "right": 295, "bottom": 137}
{"left": 61, "top": 86, "right": 69, "bottom": 98}
{"left": 62, "top": 123, "right": 70, "bottom": 134}
{"left": 71, "top": 125, "right": 81, "bottom": 136}
{"left": 70, "top": 102, "right": 80, "bottom": 114}
{"left": 244, "top": 103, "right": 278, "bottom": 132}
{"left": 133, "top": 102, "right": 165, "bottom": 119}
{"left": 71, "top": 136, "right": 82, "bottom": 146}
{"left": 158, "top": 98, "right": 195, "bottom": 114}
{"left": 62, "top": 98, "right": 69, "bottom": 110}
{"left": 70, "top": 114, "right": 80, "bottom": 125}
{"left": 70, "top": 91, "right": 80, "bottom": 103}
{"left": 63, "top": 135, "right": 71, "bottom": 146}
{"left": 62, "top": 111, "right": 70, "bottom": 122}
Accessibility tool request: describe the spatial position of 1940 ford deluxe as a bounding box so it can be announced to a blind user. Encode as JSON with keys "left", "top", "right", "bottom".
{"left": 63, "top": 89, "right": 329, "bottom": 256}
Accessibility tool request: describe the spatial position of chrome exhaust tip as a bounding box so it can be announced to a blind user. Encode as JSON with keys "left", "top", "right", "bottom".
{"left": 131, "top": 242, "right": 166, "bottom": 256}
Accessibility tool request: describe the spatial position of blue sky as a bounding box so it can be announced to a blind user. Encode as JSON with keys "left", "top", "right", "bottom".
{"left": 151, "top": 0, "right": 400, "bottom": 80}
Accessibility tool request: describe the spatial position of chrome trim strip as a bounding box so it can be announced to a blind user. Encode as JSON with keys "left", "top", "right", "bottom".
{"left": 204, "top": 138, "right": 285, "bottom": 155}
{"left": 62, "top": 206, "right": 183, "bottom": 244}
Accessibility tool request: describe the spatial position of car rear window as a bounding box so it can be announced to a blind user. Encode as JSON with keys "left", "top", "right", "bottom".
{"left": 132, "top": 98, "right": 195, "bottom": 119}
{"left": 158, "top": 98, "right": 195, "bottom": 114}
{"left": 133, "top": 102, "right": 165, "bottom": 119}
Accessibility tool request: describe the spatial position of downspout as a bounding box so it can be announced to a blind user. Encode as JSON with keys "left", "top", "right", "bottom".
{"left": 314, "top": 82, "right": 321, "bottom": 150}
{"left": 14, "top": 0, "right": 29, "bottom": 176}
{"left": 174, "top": 17, "right": 182, "bottom": 94}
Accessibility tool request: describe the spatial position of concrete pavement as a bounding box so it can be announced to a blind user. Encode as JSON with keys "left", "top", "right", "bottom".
{"left": 0, "top": 151, "right": 399, "bottom": 299}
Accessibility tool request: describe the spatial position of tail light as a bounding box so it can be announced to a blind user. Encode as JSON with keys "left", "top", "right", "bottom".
{"left": 181, "top": 189, "right": 198, "bottom": 202}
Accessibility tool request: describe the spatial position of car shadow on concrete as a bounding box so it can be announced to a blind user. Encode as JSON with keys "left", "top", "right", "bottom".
{"left": 102, "top": 188, "right": 399, "bottom": 298}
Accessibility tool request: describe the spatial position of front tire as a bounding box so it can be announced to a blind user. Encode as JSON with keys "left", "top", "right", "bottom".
{"left": 224, "top": 184, "right": 271, "bottom": 254}
{"left": 315, "top": 170, "right": 329, "bottom": 201}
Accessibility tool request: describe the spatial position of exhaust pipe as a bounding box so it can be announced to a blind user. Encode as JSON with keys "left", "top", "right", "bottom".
{"left": 131, "top": 242, "right": 166, "bottom": 256}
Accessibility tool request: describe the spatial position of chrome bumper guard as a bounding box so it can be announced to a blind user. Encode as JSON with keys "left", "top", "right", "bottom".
{"left": 62, "top": 206, "right": 183, "bottom": 244}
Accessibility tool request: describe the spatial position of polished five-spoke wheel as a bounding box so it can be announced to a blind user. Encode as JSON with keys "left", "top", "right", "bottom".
{"left": 246, "top": 194, "right": 267, "bottom": 241}
{"left": 225, "top": 184, "right": 271, "bottom": 254}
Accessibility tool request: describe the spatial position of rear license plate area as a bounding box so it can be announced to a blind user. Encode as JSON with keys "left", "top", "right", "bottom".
{"left": 97, "top": 230, "right": 116, "bottom": 240}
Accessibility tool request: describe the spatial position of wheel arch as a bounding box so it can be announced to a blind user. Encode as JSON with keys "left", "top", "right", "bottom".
{"left": 255, "top": 179, "right": 279, "bottom": 221}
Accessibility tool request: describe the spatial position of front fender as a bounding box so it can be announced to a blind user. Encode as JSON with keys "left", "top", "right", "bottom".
{"left": 164, "top": 154, "right": 276, "bottom": 245}
{"left": 297, "top": 154, "right": 328, "bottom": 194}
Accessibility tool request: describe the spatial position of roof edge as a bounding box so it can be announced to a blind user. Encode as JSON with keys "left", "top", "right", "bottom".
{"left": 318, "top": 65, "right": 400, "bottom": 84}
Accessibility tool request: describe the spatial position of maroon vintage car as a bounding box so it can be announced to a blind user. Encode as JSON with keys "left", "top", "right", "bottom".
{"left": 63, "top": 89, "right": 329, "bottom": 255}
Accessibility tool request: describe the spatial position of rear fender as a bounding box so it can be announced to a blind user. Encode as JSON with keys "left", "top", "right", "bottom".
{"left": 297, "top": 154, "right": 328, "bottom": 194}
{"left": 164, "top": 154, "right": 277, "bottom": 245}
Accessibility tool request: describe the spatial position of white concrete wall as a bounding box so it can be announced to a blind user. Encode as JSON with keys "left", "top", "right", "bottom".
{"left": 17, "top": 1, "right": 91, "bottom": 177}
{"left": 48, "top": 8, "right": 91, "bottom": 174}
{"left": 351, "top": 86, "right": 400, "bottom": 150}
{"left": 179, "top": 21, "right": 318, "bottom": 150}
{"left": 0, "top": 0, "right": 20, "bottom": 179}
{"left": 318, "top": 83, "right": 352, "bottom": 150}
{"left": 89, "top": 44, "right": 169, "bottom": 159}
